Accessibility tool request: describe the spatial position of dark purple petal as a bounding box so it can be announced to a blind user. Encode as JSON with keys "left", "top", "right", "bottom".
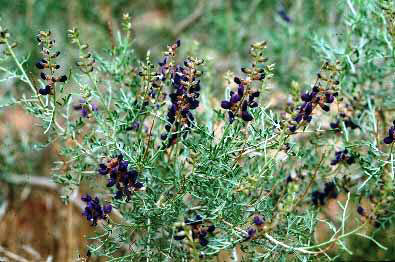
{"left": 289, "top": 126, "right": 297, "bottom": 133}
{"left": 241, "top": 110, "right": 253, "bottom": 122}
{"left": 324, "top": 182, "right": 336, "bottom": 194}
{"left": 241, "top": 100, "right": 248, "bottom": 111}
{"left": 39, "top": 86, "right": 51, "bottom": 95}
{"left": 294, "top": 114, "right": 303, "bottom": 123}
{"left": 91, "top": 103, "right": 98, "bottom": 112}
{"left": 251, "top": 91, "right": 260, "bottom": 98}
{"left": 98, "top": 164, "right": 108, "bottom": 175}
{"left": 304, "top": 115, "right": 312, "bottom": 123}
{"left": 174, "top": 234, "right": 185, "bottom": 240}
{"left": 221, "top": 100, "right": 231, "bottom": 109}
{"left": 119, "top": 160, "right": 128, "bottom": 172}
{"left": 253, "top": 215, "right": 264, "bottom": 226}
{"left": 107, "top": 178, "right": 116, "bottom": 187}
{"left": 325, "top": 93, "right": 335, "bottom": 103}
{"left": 305, "top": 103, "right": 313, "bottom": 114}
{"left": 103, "top": 204, "right": 112, "bottom": 214}
{"left": 73, "top": 104, "right": 82, "bottom": 110}
{"left": 228, "top": 111, "right": 235, "bottom": 123}
{"left": 330, "top": 122, "right": 339, "bottom": 129}
{"left": 357, "top": 206, "right": 365, "bottom": 216}
{"left": 278, "top": 9, "right": 291, "bottom": 23}
{"left": 301, "top": 92, "right": 311, "bottom": 102}
{"left": 59, "top": 75, "right": 67, "bottom": 82}
{"left": 249, "top": 101, "right": 258, "bottom": 108}
{"left": 237, "top": 85, "right": 244, "bottom": 96}
{"left": 81, "top": 109, "right": 88, "bottom": 118}
{"left": 389, "top": 127, "right": 395, "bottom": 137}
{"left": 384, "top": 136, "right": 394, "bottom": 144}
{"left": 134, "top": 181, "right": 144, "bottom": 189}
{"left": 320, "top": 104, "right": 330, "bottom": 112}
{"left": 207, "top": 225, "right": 215, "bottom": 233}
{"left": 346, "top": 156, "right": 355, "bottom": 165}
{"left": 199, "top": 237, "right": 208, "bottom": 246}
{"left": 115, "top": 191, "right": 123, "bottom": 199}
{"left": 160, "top": 133, "right": 168, "bottom": 140}
{"left": 246, "top": 228, "right": 256, "bottom": 239}
{"left": 230, "top": 94, "right": 241, "bottom": 104}
{"left": 81, "top": 194, "right": 92, "bottom": 202}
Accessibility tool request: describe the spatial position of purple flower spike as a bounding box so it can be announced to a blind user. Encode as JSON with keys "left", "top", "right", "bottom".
{"left": 81, "top": 194, "right": 111, "bottom": 226}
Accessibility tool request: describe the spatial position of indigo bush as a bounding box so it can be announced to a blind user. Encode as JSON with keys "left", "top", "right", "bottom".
{"left": 1, "top": 0, "right": 395, "bottom": 261}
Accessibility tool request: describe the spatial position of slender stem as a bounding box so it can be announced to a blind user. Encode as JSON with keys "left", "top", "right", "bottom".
{"left": 5, "top": 40, "right": 45, "bottom": 108}
{"left": 264, "top": 222, "right": 367, "bottom": 254}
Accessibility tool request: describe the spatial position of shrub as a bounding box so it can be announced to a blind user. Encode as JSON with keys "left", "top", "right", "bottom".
{"left": 1, "top": 0, "right": 395, "bottom": 260}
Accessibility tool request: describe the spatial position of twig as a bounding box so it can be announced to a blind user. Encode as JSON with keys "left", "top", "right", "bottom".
{"left": 0, "top": 245, "right": 30, "bottom": 262}
{"left": 264, "top": 234, "right": 323, "bottom": 255}
{"left": 296, "top": 152, "right": 326, "bottom": 206}
{"left": 2, "top": 174, "right": 128, "bottom": 250}
{"left": 172, "top": 0, "right": 207, "bottom": 37}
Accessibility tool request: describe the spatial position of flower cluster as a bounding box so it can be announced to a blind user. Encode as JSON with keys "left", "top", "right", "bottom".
{"left": 311, "top": 182, "right": 338, "bottom": 206}
{"left": 174, "top": 215, "right": 216, "bottom": 247}
{"left": 81, "top": 194, "right": 112, "bottom": 226}
{"left": 36, "top": 31, "right": 67, "bottom": 95}
{"left": 383, "top": 120, "right": 395, "bottom": 144}
{"left": 330, "top": 149, "right": 355, "bottom": 165}
{"left": 158, "top": 40, "right": 181, "bottom": 80}
{"left": 98, "top": 154, "right": 143, "bottom": 201}
{"left": 73, "top": 98, "right": 98, "bottom": 118}
{"left": 245, "top": 215, "right": 265, "bottom": 240}
{"left": 330, "top": 111, "right": 359, "bottom": 130}
{"left": 221, "top": 77, "right": 260, "bottom": 123}
{"left": 161, "top": 52, "right": 204, "bottom": 147}
{"left": 138, "top": 52, "right": 169, "bottom": 108}
{"left": 0, "top": 26, "right": 17, "bottom": 54}
{"left": 330, "top": 103, "right": 359, "bottom": 130}
{"left": 221, "top": 41, "right": 274, "bottom": 123}
{"left": 357, "top": 204, "right": 380, "bottom": 228}
{"left": 68, "top": 28, "right": 95, "bottom": 73}
{"left": 288, "top": 61, "right": 340, "bottom": 133}
{"left": 0, "top": 26, "right": 10, "bottom": 44}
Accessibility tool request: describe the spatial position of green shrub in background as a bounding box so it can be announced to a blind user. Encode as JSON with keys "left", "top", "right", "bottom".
{"left": 1, "top": 0, "right": 395, "bottom": 261}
